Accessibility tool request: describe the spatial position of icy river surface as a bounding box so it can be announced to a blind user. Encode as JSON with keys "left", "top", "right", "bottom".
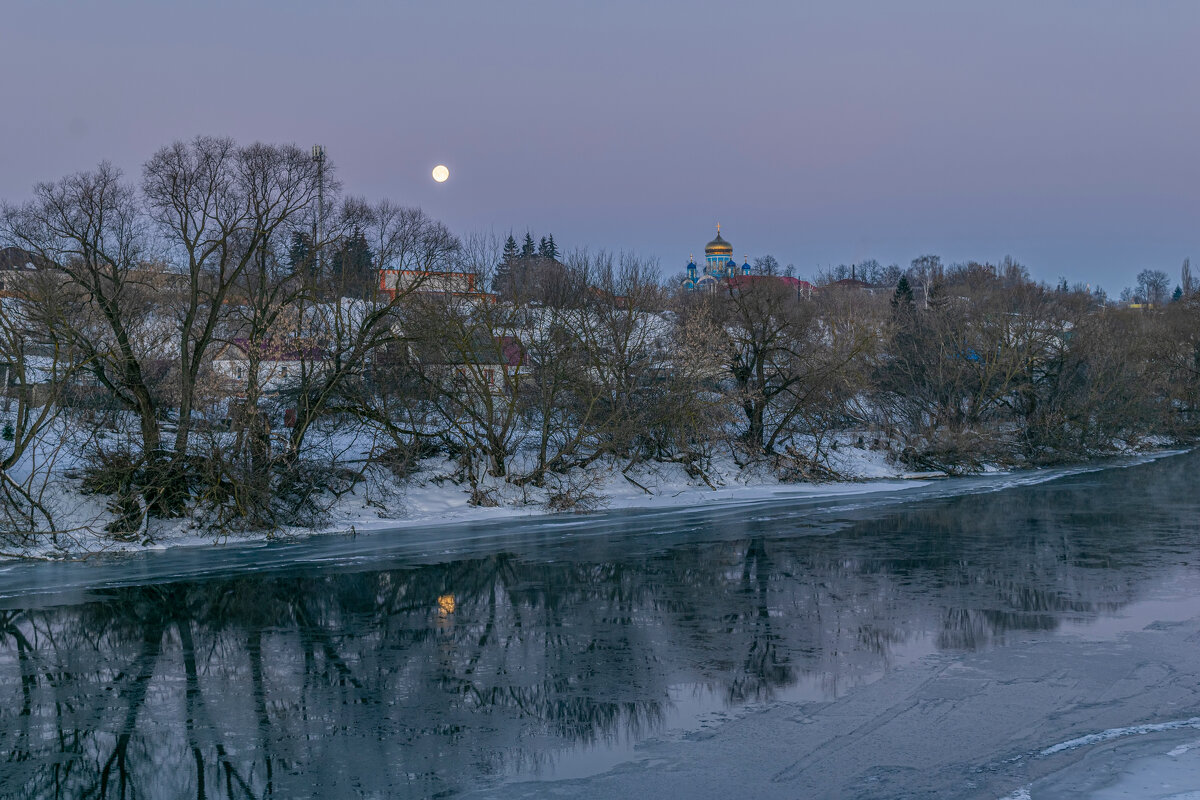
{"left": 2, "top": 451, "right": 1200, "bottom": 798}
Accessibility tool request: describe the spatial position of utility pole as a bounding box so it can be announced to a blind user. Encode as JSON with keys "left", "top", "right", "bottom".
{"left": 312, "top": 144, "right": 326, "bottom": 275}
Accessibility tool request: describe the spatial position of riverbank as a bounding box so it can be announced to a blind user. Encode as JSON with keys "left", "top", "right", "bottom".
{"left": 1, "top": 440, "right": 1184, "bottom": 561}
{"left": 4, "top": 449, "right": 1199, "bottom": 799}
{"left": 1, "top": 442, "right": 914, "bottom": 559}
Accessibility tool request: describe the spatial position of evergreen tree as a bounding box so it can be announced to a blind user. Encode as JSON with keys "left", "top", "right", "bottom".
{"left": 544, "top": 233, "right": 558, "bottom": 261}
{"left": 521, "top": 232, "right": 536, "bottom": 258}
{"left": 1173, "top": 285, "right": 1184, "bottom": 302}
{"left": 538, "top": 236, "right": 550, "bottom": 258}
{"left": 503, "top": 234, "right": 519, "bottom": 263}
{"left": 287, "top": 230, "right": 314, "bottom": 276}
{"left": 330, "top": 226, "right": 374, "bottom": 287}
{"left": 891, "top": 276, "right": 915, "bottom": 310}
{"left": 491, "top": 263, "right": 509, "bottom": 296}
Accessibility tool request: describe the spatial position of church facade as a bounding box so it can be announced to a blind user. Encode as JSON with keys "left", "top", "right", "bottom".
{"left": 681, "top": 225, "right": 751, "bottom": 292}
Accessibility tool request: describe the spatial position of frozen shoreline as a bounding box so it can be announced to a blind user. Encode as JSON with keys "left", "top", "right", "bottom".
{"left": 1, "top": 444, "right": 1188, "bottom": 561}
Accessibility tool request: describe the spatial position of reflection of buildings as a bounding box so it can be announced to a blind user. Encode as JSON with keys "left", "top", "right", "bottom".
{"left": 681, "top": 225, "right": 751, "bottom": 292}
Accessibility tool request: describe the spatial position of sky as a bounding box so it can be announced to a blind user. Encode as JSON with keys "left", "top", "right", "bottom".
{"left": 1, "top": 0, "right": 1197, "bottom": 293}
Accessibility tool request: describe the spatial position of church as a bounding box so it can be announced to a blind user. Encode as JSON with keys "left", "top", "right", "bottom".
{"left": 681, "top": 225, "right": 751, "bottom": 292}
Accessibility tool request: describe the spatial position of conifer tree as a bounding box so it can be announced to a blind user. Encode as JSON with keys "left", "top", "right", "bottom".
{"left": 287, "top": 230, "right": 314, "bottom": 276}
{"left": 891, "top": 276, "right": 914, "bottom": 310}
{"left": 538, "top": 236, "right": 550, "bottom": 258}
{"left": 495, "top": 234, "right": 517, "bottom": 296}
{"left": 545, "top": 233, "right": 558, "bottom": 261}
{"left": 330, "top": 226, "right": 374, "bottom": 287}
{"left": 521, "top": 232, "right": 536, "bottom": 258}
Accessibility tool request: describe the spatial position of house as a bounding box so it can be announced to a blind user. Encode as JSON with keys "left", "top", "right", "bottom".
{"left": 0, "top": 247, "right": 54, "bottom": 297}
{"left": 829, "top": 278, "right": 872, "bottom": 291}
{"left": 404, "top": 335, "right": 528, "bottom": 396}
{"left": 212, "top": 338, "right": 327, "bottom": 395}
{"left": 726, "top": 274, "right": 816, "bottom": 298}
{"left": 378, "top": 269, "right": 492, "bottom": 300}
{"left": 0, "top": 343, "right": 84, "bottom": 408}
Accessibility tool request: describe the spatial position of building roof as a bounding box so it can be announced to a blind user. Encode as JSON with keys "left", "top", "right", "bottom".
{"left": 220, "top": 338, "right": 327, "bottom": 362}
{"left": 408, "top": 335, "right": 526, "bottom": 368}
{"left": 726, "top": 275, "right": 814, "bottom": 292}
{"left": 704, "top": 226, "right": 733, "bottom": 255}
{"left": 0, "top": 247, "right": 48, "bottom": 271}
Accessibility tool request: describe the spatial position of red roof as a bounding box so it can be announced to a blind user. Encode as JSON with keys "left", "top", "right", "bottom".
{"left": 725, "top": 275, "right": 814, "bottom": 292}
{"left": 226, "top": 338, "right": 326, "bottom": 361}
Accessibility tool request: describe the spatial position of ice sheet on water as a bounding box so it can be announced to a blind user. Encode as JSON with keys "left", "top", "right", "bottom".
{"left": 996, "top": 788, "right": 1031, "bottom": 800}
{"left": 1041, "top": 717, "right": 1200, "bottom": 757}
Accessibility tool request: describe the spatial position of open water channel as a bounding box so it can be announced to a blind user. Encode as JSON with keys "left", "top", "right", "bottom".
{"left": 2, "top": 451, "right": 1199, "bottom": 798}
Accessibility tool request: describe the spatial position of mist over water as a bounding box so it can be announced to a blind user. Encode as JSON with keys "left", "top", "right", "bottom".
{"left": 1, "top": 452, "right": 1197, "bottom": 797}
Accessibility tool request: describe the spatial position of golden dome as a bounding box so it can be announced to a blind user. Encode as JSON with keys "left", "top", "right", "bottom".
{"left": 704, "top": 225, "right": 733, "bottom": 255}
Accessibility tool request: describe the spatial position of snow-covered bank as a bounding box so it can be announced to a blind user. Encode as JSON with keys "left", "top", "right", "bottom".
{"left": 317, "top": 444, "right": 912, "bottom": 533}
{"left": 290, "top": 443, "right": 1192, "bottom": 541}
{"left": 3, "top": 445, "right": 915, "bottom": 559}
{"left": 2, "top": 442, "right": 1188, "bottom": 562}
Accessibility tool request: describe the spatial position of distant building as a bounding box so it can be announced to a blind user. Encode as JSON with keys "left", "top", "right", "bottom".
{"left": 378, "top": 269, "right": 485, "bottom": 300}
{"left": 212, "top": 338, "right": 327, "bottom": 395}
{"left": 829, "top": 277, "right": 872, "bottom": 290}
{"left": 404, "top": 335, "right": 527, "bottom": 396}
{"left": 679, "top": 227, "right": 814, "bottom": 297}
{"left": 726, "top": 274, "right": 815, "bottom": 297}
{"left": 0, "top": 246, "right": 52, "bottom": 297}
{"left": 0, "top": 247, "right": 40, "bottom": 271}
{"left": 681, "top": 225, "right": 751, "bottom": 292}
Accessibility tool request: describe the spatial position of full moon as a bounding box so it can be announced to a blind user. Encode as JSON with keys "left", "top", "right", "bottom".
{"left": 432, "top": 165, "right": 449, "bottom": 183}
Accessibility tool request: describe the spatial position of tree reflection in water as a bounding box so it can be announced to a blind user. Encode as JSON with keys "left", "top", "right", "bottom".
{"left": 2, "top": 454, "right": 1198, "bottom": 797}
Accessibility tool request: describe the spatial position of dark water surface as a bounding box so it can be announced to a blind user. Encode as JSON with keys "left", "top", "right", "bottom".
{"left": 1, "top": 452, "right": 1198, "bottom": 798}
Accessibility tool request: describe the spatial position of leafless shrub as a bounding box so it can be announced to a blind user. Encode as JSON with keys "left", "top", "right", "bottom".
{"left": 543, "top": 468, "right": 605, "bottom": 513}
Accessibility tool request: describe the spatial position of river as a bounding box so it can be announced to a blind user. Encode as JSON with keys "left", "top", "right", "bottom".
{"left": 1, "top": 451, "right": 1198, "bottom": 798}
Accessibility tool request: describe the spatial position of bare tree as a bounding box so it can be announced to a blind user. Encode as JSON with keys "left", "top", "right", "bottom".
{"left": 2, "top": 164, "right": 161, "bottom": 458}
{"left": 712, "top": 277, "right": 870, "bottom": 467}
{"left": 0, "top": 291, "right": 86, "bottom": 540}
{"left": 1135, "top": 269, "right": 1171, "bottom": 306}
{"left": 142, "top": 137, "right": 321, "bottom": 464}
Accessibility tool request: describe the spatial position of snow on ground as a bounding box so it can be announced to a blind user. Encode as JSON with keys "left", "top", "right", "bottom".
{"left": 315, "top": 445, "right": 922, "bottom": 538}
{"left": 1, "top": 439, "right": 929, "bottom": 559}
{"left": 2, "top": 412, "right": 1185, "bottom": 562}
